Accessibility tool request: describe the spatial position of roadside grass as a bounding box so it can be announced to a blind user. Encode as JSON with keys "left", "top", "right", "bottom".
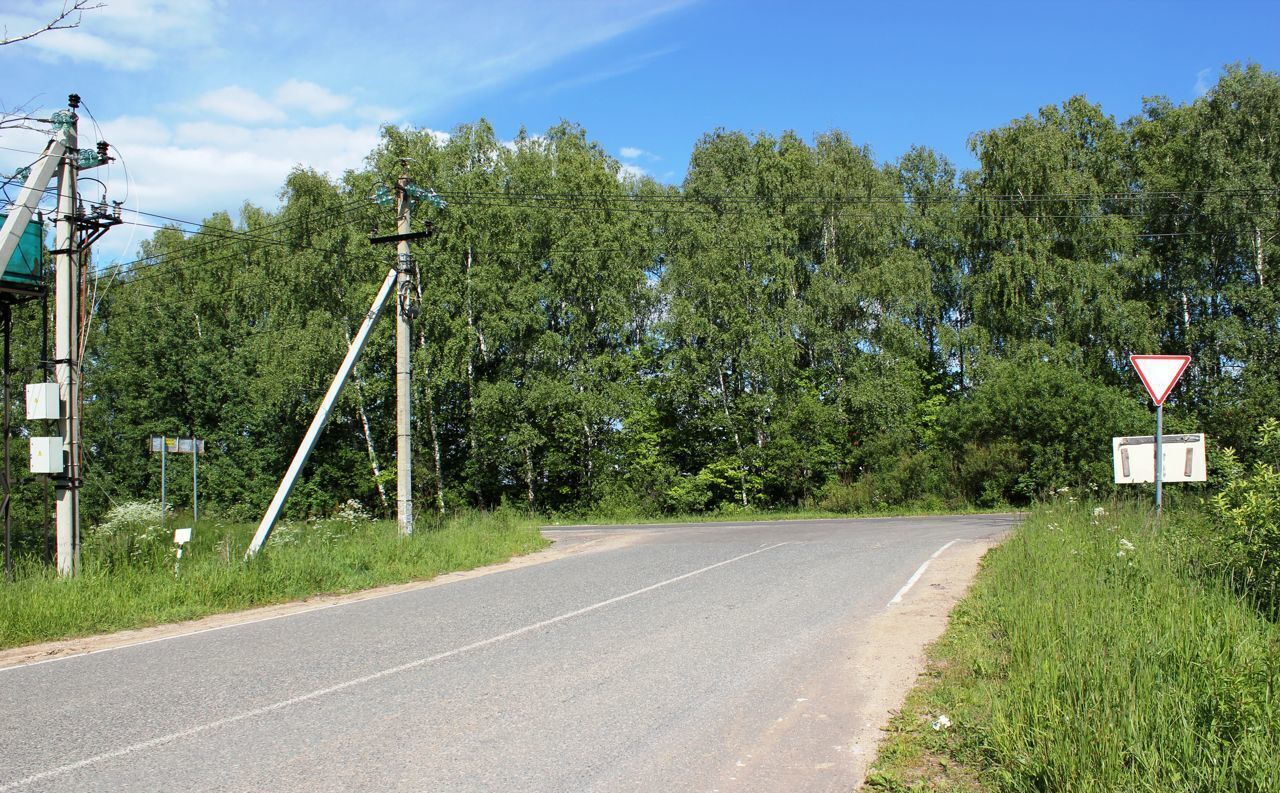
{"left": 0, "top": 509, "right": 547, "bottom": 650}
{"left": 864, "top": 499, "right": 1280, "bottom": 792}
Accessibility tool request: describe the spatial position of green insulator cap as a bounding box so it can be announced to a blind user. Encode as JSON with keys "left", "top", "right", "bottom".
{"left": 50, "top": 109, "right": 75, "bottom": 132}
{"left": 405, "top": 183, "right": 447, "bottom": 208}
{"left": 76, "top": 149, "right": 103, "bottom": 168}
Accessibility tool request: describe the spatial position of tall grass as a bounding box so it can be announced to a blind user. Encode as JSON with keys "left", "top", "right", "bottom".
{"left": 867, "top": 500, "right": 1280, "bottom": 792}
{"left": 0, "top": 508, "right": 547, "bottom": 650}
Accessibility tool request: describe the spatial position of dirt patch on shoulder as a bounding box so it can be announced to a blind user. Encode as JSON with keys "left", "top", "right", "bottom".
{"left": 0, "top": 529, "right": 638, "bottom": 671}
{"left": 847, "top": 537, "right": 999, "bottom": 787}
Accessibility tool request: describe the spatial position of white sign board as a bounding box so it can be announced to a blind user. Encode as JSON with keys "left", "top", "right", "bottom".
{"left": 173, "top": 527, "right": 192, "bottom": 545}
{"left": 1113, "top": 434, "right": 1206, "bottom": 484}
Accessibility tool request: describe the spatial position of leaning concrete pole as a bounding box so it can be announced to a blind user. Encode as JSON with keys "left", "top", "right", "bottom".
{"left": 245, "top": 268, "right": 400, "bottom": 557}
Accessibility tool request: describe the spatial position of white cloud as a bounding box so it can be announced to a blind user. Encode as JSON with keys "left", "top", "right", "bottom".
{"left": 17, "top": 113, "right": 389, "bottom": 264}
{"left": 1194, "top": 67, "right": 1214, "bottom": 98}
{"left": 21, "top": 28, "right": 157, "bottom": 70}
{"left": 191, "top": 82, "right": 400, "bottom": 126}
{"left": 194, "top": 86, "right": 286, "bottom": 125}
{"left": 1, "top": 0, "right": 222, "bottom": 71}
{"left": 619, "top": 146, "right": 659, "bottom": 161}
{"left": 618, "top": 162, "right": 647, "bottom": 182}
{"left": 275, "top": 80, "right": 353, "bottom": 116}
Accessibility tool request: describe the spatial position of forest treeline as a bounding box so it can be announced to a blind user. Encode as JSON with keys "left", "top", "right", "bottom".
{"left": 8, "top": 64, "right": 1280, "bottom": 545}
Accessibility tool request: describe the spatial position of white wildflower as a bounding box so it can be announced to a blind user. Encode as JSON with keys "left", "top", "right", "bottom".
{"left": 1093, "top": 506, "right": 1107, "bottom": 518}
{"left": 931, "top": 714, "right": 952, "bottom": 731}
{"left": 1119, "top": 538, "right": 1135, "bottom": 551}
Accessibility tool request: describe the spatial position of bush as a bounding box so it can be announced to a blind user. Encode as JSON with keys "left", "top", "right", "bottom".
{"left": 82, "top": 499, "right": 172, "bottom": 570}
{"left": 941, "top": 348, "right": 1149, "bottom": 502}
{"left": 1209, "top": 418, "right": 1280, "bottom": 617}
{"left": 956, "top": 440, "right": 1025, "bottom": 506}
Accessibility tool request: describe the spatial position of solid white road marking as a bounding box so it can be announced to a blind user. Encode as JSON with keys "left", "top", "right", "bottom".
{"left": 888, "top": 539, "right": 959, "bottom": 606}
{"left": 0, "top": 542, "right": 791, "bottom": 792}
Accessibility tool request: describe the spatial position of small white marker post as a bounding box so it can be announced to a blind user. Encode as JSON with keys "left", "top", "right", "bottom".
{"left": 1129, "top": 355, "right": 1191, "bottom": 516}
{"left": 173, "top": 527, "right": 192, "bottom": 577}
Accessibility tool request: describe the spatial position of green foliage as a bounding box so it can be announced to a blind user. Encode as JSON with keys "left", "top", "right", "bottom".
{"left": 943, "top": 350, "right": 1149, "bottom": 502}
{"left": 5, "top": 66, "right": 1280, "bottom": 553}
{"left": 1209, "top": 418, "right": 1280, "bottom": 616}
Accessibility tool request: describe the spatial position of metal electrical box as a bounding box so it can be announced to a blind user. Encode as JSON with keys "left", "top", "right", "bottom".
{"left": 30, "top": 437, "right": 63, "bottom": 474}
{"left": 25, "top": 383, "right": 60, "bottom": 420}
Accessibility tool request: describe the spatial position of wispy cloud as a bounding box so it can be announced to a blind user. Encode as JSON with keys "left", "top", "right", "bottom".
{"left": 1194, "top": 67, "right": 1214, "bottom": 98}
{"left": 2, "top": 0, "right": 223, "bottom": 71}
{"left": 193, "top": 82, "right": 399, "bottom": 126}
{"left": 527, "top": 47, "right": 679, "bottom": 100}
{"left": 620, "top": 146, "right": 660, "bottom": 161}
{"left": 403, "top": 3, "right": 692, "bottom": 109}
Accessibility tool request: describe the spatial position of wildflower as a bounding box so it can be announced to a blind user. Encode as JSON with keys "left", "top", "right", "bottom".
{"left": 931, "top": 714, "right": 952, "bottom": 731}
{"left": 1093, "top": 506, "right": 1107, "bottom": 518}
{"left": 1119, "top": 538, "right": 1135, "bottom": 551}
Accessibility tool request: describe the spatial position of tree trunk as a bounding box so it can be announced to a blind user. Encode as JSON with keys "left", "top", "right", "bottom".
{"left": 344, "top": 327, "right": 388, "bottom": 511}
{"left": 412, "top": 261, "right": 446, "bottom": 516}
{"left": 465, "top": 246, "right": 481, "bottom": 506}
{"left": 717, "top": 364, "right": 748, "bottom": 507}
{"left": 1255, "top": 224, "right": 1265, "bottom": 287}
{"left": 523, "top": 444, "right": 535, "bottom": 509}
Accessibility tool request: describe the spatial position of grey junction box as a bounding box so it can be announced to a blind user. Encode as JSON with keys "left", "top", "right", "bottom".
{"left": 25, "top": 382, "right": 60, "bottom": 420}
{"left": 30, "top": 437, "right": 63, "bottom": 474}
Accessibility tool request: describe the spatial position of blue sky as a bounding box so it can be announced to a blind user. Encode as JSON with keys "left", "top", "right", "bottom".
{"left": 2, "top": 0, "right": 1278, "bottom": 263}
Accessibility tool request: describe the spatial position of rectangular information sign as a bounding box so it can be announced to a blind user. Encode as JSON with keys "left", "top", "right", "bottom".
{"left": 149, "top": 436, "right": 205, "bottom": 454}
{"left": 1113, "top": 434, "right": 1206, "bottom": 484}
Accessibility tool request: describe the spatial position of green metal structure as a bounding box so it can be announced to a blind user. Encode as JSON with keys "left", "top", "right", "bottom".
{"left": 0, "top": 212, "right": 45, "bottom": 295}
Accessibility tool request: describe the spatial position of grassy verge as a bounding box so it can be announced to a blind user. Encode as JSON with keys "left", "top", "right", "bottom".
{"left": 864, "top": 499, "right": 1280, "bottom": 792}
{"left": 0, "top": 509, "right": 547, "bottom": 650}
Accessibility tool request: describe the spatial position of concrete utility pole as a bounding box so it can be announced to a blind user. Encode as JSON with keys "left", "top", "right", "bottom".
{"left": 394, "top": 161, "right": 414, "bottom": 536}
{"left": 53, "top": 95, "right": 80, "bottom": 576}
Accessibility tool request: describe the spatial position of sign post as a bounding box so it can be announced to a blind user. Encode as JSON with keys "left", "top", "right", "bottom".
{"left": 150, "top": 436, "right": 206, "bottom": 524}
{"left": 1129, "top": 355, "right": 1191, "bottom": 515}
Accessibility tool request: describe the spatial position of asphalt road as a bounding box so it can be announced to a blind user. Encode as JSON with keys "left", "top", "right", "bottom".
{"left": 0, "top": 515, "right": 1015, "bottom": 792}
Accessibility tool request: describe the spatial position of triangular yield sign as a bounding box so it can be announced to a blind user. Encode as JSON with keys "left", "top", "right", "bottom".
{"left": 1130, "top": 354, "right": 1191, "bottom": 406}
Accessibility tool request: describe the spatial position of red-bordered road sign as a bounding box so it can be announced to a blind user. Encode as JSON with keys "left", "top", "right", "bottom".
{"left": 1130, "top": 354, "right": 1191, "bottom": 406}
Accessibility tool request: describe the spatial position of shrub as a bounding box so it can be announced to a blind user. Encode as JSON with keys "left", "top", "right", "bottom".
{"left": 1209, "top": 418, "right": 1280, "bottom": 617}
{"left": 82, "top": 499, "right": 172, "bottom": 570}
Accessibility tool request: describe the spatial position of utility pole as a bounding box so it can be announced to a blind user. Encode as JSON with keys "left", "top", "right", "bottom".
{"left": 394, "top": 161, "right": 414, "bottom": 536}
{"left": 53, "top": 95, "right": 80, "bottom": 576}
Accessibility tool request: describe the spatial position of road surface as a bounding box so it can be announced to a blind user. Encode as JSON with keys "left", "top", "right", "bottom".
{"left": 0, "top": 514, "right": 1016, "bottom": 792}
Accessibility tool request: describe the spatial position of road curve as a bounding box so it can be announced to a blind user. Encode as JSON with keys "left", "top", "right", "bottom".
{"left": 0, "top": 514, "right": 1016, "bottom": 792}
